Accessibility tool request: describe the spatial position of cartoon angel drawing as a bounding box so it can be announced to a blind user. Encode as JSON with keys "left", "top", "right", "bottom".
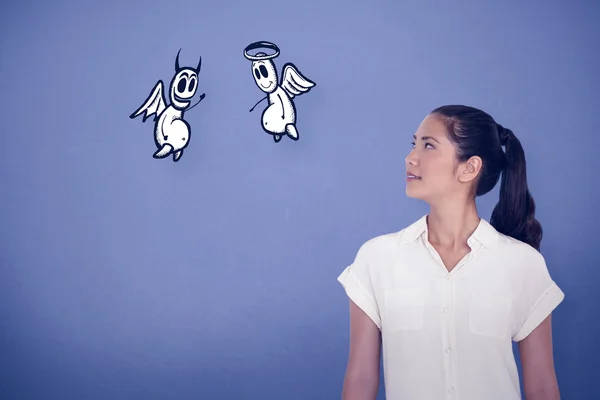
{"left": 129, "top": 49, "right": 205, "bottom": 162}
{"left": 244, "top": 41, "right": 316, "bottom": 142}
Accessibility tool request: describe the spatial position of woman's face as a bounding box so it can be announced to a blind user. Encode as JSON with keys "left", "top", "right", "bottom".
{"left": 405, "top": 114, "right": 465, "bottom": 203}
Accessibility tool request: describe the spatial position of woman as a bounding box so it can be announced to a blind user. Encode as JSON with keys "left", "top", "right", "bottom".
{"left": 337, "top": 105, "right": 564, "bottom": 400}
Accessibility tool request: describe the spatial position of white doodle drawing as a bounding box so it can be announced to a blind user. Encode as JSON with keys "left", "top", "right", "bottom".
{"left": 244, "top": 41, "right": 316, "bottom": 142}
{"left": 130, "top": 49, "right": 205, "bottom": 162}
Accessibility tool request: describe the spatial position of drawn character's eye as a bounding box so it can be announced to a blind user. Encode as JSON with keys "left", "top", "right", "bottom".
{"left": 259, "top": 65, "right": 269, "bottom": 78}
{"left": 254, "top": 68, "right": 261, "bottom": 80}
{"left": 188, "top": 77, "right": 196, "bottom": 92}
{"left": 177, "top": 77, "right": 187, "bottom": 93}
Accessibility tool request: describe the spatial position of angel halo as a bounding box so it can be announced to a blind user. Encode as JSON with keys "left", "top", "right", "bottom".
{"left": 244, "top": 40, "right": 316, "bottom": 143}
{"left": 243, "top": 41, "right": 280, "bottom": 61}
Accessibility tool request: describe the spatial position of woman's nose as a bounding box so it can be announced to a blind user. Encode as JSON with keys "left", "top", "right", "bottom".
{"left": 405, "top": 151, "right": 417, "bottom": 166}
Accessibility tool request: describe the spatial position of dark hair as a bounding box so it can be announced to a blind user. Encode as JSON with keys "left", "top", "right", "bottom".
{"left": 430, "top": 105, "right": 543, "bottom": 251}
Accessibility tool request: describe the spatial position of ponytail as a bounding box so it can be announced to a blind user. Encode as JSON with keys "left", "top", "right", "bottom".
{"left": 490, "top": 124, "right": 543, "bottom": 251}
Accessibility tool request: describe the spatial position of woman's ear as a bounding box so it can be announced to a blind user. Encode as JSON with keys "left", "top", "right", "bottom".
{"left": 458, "top": 156, "right": 482, "bottom": 183}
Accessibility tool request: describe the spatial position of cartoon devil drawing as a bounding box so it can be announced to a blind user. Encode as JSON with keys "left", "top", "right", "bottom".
{"left": 129, "top": 49, "right": 205, "bottom": 162}
{"left": 244, "top": 41, "right": 316, "bottom": 143}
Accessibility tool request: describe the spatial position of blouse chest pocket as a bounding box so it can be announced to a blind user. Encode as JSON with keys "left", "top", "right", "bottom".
{"left": 383, "top": 288, "right": 424, "bottom": 332}
{"left": 468, "top": 290, "right": 513, "bottom": 340}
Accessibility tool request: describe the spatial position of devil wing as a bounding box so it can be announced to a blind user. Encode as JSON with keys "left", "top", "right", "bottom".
{"left": 129, "top": 80, "right": 167, "bottom": 122}
{"left": 280, "top": 63, "right": 316, "bottom": 99}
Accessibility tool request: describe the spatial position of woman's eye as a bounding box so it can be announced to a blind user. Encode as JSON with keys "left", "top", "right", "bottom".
{"left": 411, "top": 141, "right": 434, "bottom": 149}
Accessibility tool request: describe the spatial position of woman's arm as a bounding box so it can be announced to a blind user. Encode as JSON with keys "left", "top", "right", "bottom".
{"left": 341, "top": 299, "right": 381, "bottom": 400}
{"left": 518, "top": 314, "right": 561, "bottom": 400}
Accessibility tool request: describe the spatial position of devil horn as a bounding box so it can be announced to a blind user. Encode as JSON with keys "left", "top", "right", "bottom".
{"left": 175, "top": 49, "right": 182, "bottom": 71}
{"left": 196, "top": 55, "right": 202, "bottom": 73}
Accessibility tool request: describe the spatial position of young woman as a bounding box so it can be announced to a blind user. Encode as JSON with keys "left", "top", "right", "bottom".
{"left": 337, "top": 105, "right": 564, "bottom": 400}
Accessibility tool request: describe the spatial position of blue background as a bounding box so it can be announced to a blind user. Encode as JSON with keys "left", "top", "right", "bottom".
{"left": 1, "top": 0, "right": 598, "bottom": 398}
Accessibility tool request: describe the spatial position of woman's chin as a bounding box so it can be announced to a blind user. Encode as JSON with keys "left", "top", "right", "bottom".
{"left": 405, "top": 188, "right": 422, "bottom": 199}
{"left": 406, "top": 184, "right": 432, "bottom": 201}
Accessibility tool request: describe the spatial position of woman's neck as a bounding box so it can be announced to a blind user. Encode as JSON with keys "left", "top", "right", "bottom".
{"left": 426, "top": 200, "right": 480, "bottom": 249}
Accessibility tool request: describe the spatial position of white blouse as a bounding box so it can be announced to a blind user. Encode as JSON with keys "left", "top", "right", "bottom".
{"left": 337, "top": 215, "right": 565, "bottom": 400}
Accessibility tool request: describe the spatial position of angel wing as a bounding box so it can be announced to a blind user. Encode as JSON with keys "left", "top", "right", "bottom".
{"left": 280, "top": 63, "right": 316, "bottom": 99}
{"left": 129, "top": 80, "right": 167, "bottom": 122}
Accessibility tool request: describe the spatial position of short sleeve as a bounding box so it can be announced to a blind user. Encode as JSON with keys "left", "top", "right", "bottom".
{"left": 512, "top": 251, "right": 565, "bottom": 342}
{"left": 337, "top": 242, "right": 381, "bottom": 330}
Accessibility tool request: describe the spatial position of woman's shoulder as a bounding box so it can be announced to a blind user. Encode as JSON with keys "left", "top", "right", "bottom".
{"left": 495, "top": 231, "right": 544, "bottom": 258}
{"left": 494, "top": 232, "right": 550, "bottom": 275}
{"left": 353, "top": 215, "right": 427, "bottom": 255}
